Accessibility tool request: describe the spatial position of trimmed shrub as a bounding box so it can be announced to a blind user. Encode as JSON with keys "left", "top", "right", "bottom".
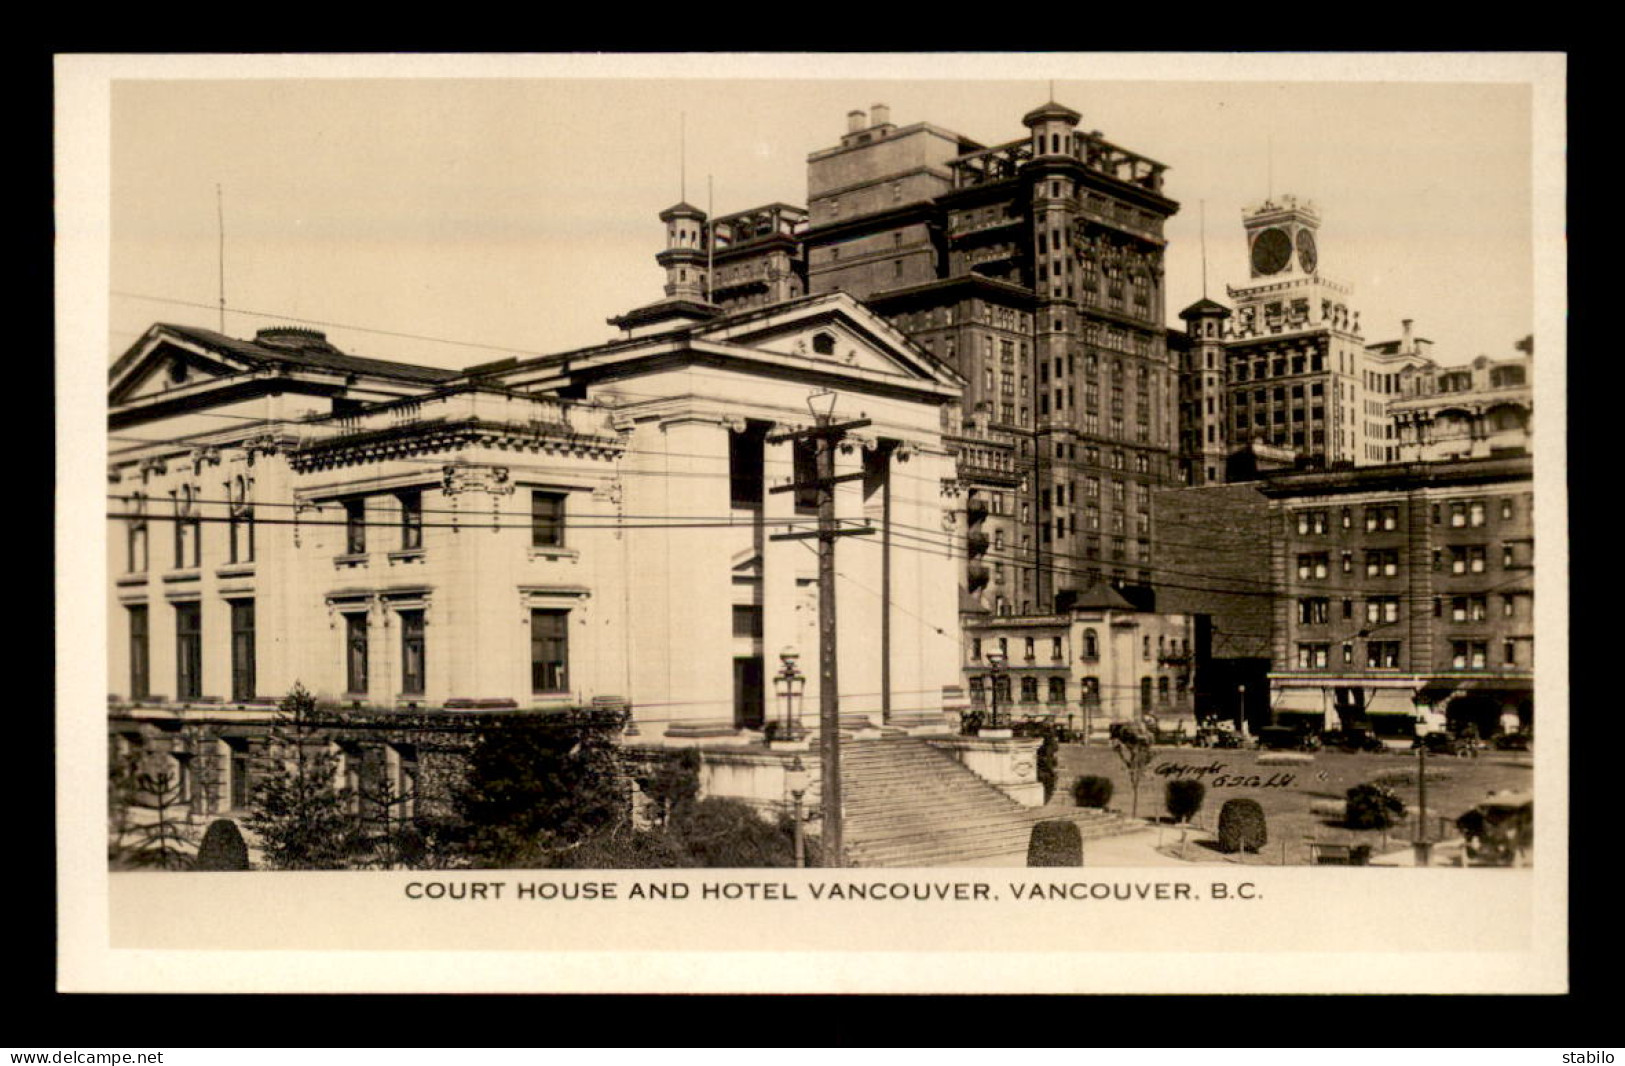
{"left": 1345, "top": 782, "right": 1406, "bottom": 830}
{"left": 1217, "top": 798, "right": 1268, "bottom": 854}
{"left": 195, "top": 819, "right": 250, "bottom": 871}
{"left": 1072, "top": 775, "right": 1114, "bottom": 809}
{"left": 1165, "top": 779, "right": 1206, "bottom": 824}
{"left": 1026, "top": 819, "right": 1084, "bottom": 867}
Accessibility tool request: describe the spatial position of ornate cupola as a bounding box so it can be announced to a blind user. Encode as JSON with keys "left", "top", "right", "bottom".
{"left": 656, "top": 201, "right": 710, "bottom": 301}
{"left": 1021, "top": 99, "right": 1082, "bottom": 159}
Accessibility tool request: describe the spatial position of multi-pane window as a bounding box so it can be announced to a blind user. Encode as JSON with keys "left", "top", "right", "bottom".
{"left": 1365, "top": 550, "right": 1399, "bottom": 577}
{"left": 531, "top": 491, "right": 566, "bottom": 548}
{"left": 1297, "top": 643, "right": 1329, "bottom": 669}
{"left": 345, "top": 612, "right": 369, "bottom": 694}
{"left": 1297, "top": 553, "right": 1329, "bottom": 580}
{"left": 530, "top": 609, "right": 569, "bottom": 693}
{"left": 1051, "top": 637, "right": 1063, "bottom": 660}
{"left": 398, "top": 490, "right": 423, "bottom": 550}
{"left": 732, "top": 604, "right": 763, "bottom": 639}
{"left": 127, "top": 604, "right": 149, "bottom": 700}
{"left": 1364, "top": 506, "right": 1399, "bottom": 532}
{"left": 174, "top": 486, "right": 201, "bottom": 569}
{"left": 344, "top": 498, "right": 367, "bottom": 555}
{"left": 127, "top": 493, "right": 148, "bottom": 573}
{"left": 227, "top": 599, "right": 255, "bottom": 702}
{"left": 228, "top": 478, "right": 255, "bottom": 564}
{"left": 1450, "top": 546, "right": 1487, "bottom": 574}
{"left": 1298, "top": 598, "right": 1329, "bottom": 625}
{"left": 175, "top": 602, "right": 201, "bottom": 700}
{"left": 1366, "top": 641, "right": 1401, "bottom": 669}
{"left": 1081, "top": 629, "right": 1099, "bottom": 659}
{"left": 1469, "top": 501, "right": 1486, "bottom": 527}
{"left": 400, "top": 610, "right": 426, "bottom": 695}
{"left": 1451, "top": 641, "right": 1488, "bottom": 670}
{"left": 1020, "top": 677, "right": 1039, "bottom": 703}
{"left": 1365, "top": 597, "right": 1401, "bottom": 625}
{"left": 1451, "top": 596, "right": 1487, "bottom": 622}
{"left": 1296, "top": 510, "right": 1327, "bottom": 536}
{"left": 1048, "top": 677, "right": 1066, "bottom": 704}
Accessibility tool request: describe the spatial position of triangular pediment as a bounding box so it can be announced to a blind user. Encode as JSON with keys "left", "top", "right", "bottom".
{"left": 692, "top": 293, "right": 965, "bottom": 391}
{"left": 109, "top": 328, "right": 260, "bottom": 406}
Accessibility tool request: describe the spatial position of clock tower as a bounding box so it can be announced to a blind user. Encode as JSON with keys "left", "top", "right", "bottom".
{"left": 1223, "top": 194, "right": 1370, "bottom": 471}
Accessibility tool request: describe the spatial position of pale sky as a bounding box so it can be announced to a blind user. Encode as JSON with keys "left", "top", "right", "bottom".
{"left": 106, "top": 55, "right": 1550, "bottom": 372}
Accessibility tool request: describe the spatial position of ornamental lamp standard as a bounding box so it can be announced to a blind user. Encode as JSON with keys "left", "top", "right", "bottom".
{"left": 774, "top": 645, "right": 806, "bottom": 742}
{"left": 785, "top": 755, "right": 810, "bottom": 869}
{"left": 986, "top": 652, "right": 1008, "bottom": 731}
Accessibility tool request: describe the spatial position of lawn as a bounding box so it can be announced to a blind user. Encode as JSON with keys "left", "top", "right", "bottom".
{"left": 1054, "top": 742, "right": 1534, "bottom": 866}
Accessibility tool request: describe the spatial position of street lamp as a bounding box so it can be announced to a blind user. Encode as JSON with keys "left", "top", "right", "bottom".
{"left": 986, "top": 652, "right": 1008, "bottom": 731}
{"left": 807, "top": 387, "right": 839, "bottom": 425}
{"left": 774, "top": 645, "right": 805, "bottom": 742}
{"left": 785, "top": 755, "right": 810, "bottom": 868}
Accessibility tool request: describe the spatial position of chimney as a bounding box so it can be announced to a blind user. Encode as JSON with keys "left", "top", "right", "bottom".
{"left": 1401, "top": 318, "right": 1414, "bottom": 353}
{"left": 846, "top": 109, "right": 866, "bottom": 134}
{"left": 870, "top": 102, "right": 891, "bottom": 128}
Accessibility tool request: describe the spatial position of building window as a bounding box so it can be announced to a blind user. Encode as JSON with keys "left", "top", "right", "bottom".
{"left": 400, "top": 610, "right": 426, "bottom": 695}
{"left": 1051, "top": 637, "right": 1063, "bottom": 660}
{"left": 1024, "top": 637, "right": 1036, "bottom": 661}
{"left": 398, "top": 490, "right": 423, "bottom": 550}
{"left": 1469, "top": 501, "right": 1486, "bottom": 528}
{"left": 127, "top": 493, "right": 149, "bottom": 573}
{"left": 174, "top": 486, "right": 201, "bottom": 569}
{"left": 1082, "top": 629, "right": 1098, "bottom": 659}
{"left": 127, "top": 604, "right": 149, "bottom": 700}
{"left": 1341, "top": 552, "right": 1353, "bottom": 574}
{"left": 1048, "top": 677, "right": 1066, "bottom": 704}
{"left": 1501, "top": 498, "right": 1515, "bottom": 521}
{"left": 531, "top": 491, "right": 566, "bottom": 548}
{"left": 175, "top": 602, "right": 201, "bottom": 700}
{"left": 531, "top": 609, "right": 569, "bottom": 693}
{"left": 1365, "top": 550, "right": 1399, "bottom": 577}
{"left": 1298, "top": 598, "right": 1329, "bottom": 625}
{"left": 1140, "top": 677, "right": 1153, "bottom": 712}
{"left": 732, "top": 604, "right": 763, "bottom": 639}
{"left": 229, "top": 599, "right": 255, "bottom": 702}
{"left": 729, "top": 429, "right": 765, "bottom": 507}
{"left": 345, "top": 498, "right": 367, "bottom": 555}
{"left": 1143, "top": 635, "right": 1151, "bottom": 660}
{"left": 1366, "top": 641, "right": 1401, "bottom": 670}
{"left": 345, "top": 612, "right": 369, "bottom": 695}
{"left": 228, "top": 478, "right": 255, "bottom": 564}
{"left": 971, "top": 638, "right": 982, "bottom": 661}
{"left": 1503, "top": 639, "right": 1517, "bottom": 666}
{"left": 1020, "top": 676, "right": 1039, "bottom": 703}
{"left": 1366, "top": 597, "right": 1400, "bottom": 625}
{"left": 1297, "top": 644, "right": 1329, "bottom": 669}
{"left": 1297, "top": 553, "right": 1329, "bottom": 580}
{"left": 1452, "top": 641, "right": 1489, "bottom": 670}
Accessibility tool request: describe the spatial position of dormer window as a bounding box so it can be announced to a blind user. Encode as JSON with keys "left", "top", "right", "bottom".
{"left": 812, "top": 332, "right": 836, "bottom": 356}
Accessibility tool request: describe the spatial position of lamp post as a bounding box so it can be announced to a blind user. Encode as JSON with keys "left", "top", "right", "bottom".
{"left": 773, "top": 645, "right": 805, "bottom": 744}
{"left": 785, "top": 755, "right": 809, "bottom": 868}
{"left": 986, "top": 652, "right": 1008, "bottom": 732}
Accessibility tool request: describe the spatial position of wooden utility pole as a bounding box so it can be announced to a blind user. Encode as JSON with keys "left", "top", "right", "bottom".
{"left": 767, "top": 399, "right": 873, "bottom": 867}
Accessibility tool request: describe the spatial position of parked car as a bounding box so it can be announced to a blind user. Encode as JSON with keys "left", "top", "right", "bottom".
{"left": 1320, "top": 728, "right": 1387, "bottom": 754}
{"left": 1256, "top": 724, "right": 1321, "bottom": 751}
{"left": 1195, "top": 727, "right": 1246, "bottom": 749}
{"left": 1492, "top": 732, "right": 1533, "bottom": 752}
{"left": 1413, "top": 731, "right": 1477, "bottom": 757}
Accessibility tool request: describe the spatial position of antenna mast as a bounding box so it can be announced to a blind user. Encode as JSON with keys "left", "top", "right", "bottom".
{"left": 706, "top": 174, "right": 715, "bottom": 305}
{"left": 216, "top": 183, "right": 226, "bottom": 332}
{"left": 1200, "top": 199, "right": 1208, "bottom": 298}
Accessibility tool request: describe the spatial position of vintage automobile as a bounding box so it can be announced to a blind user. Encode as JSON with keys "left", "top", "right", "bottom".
{"left": 1413, "top": 730, "right": 1478, "bottom": 757}
{"left": 1255, "top": 724, "right": 1322, "bottom": 751}
{"left": 1319, "top": 728, "right": 1388, "bottom": 754}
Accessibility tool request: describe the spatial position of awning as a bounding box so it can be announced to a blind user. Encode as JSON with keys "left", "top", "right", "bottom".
{"left": 1415, "top": 680, "right": 1459, "bottom": 704}
{"left": 1272, "top": 688, "right": 1327, "bottom": 714}
{"left": 1363, "top": 689, "right": 1418, "bottom": 716}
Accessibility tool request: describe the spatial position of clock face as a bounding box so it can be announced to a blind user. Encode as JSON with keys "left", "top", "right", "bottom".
{"left": 1251, "top": 227, "right": 1292, "bottom": 275}
{"left": 1296, "top": 228, "right": 1318, "bottom": 274}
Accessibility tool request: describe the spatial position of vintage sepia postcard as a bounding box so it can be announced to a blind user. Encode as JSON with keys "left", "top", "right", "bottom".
{"left": 56, "top": 51, "right": 1567, "bottom": 994}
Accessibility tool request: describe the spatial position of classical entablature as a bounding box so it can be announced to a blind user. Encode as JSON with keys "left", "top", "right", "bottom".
{"left": 286, "top": 387, "right": 624, "bottom": 474}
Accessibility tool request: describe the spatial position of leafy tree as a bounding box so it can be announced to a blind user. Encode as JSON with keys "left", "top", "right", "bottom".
{"left": 1111, "top": 723, "right": 1155, "bottom": 818}
{"left": 634, "top": 749, "right": 702, "bottom": 828}
{"left": 1345, "top": 782, "right": 1407, "bottom": 831}
{"left": 196, "top": 819, "right": 251, "bottom": 871}
{"left": 116, "top": 764, "right": 198, "bottom": 870}
{"left": 245, "top": 684, "right": 358, "bottom": 870}
{"left": 666, "top": 798, "right": 800, "bottom": 868}
{"left": 1165, "top": 778, "right": 1206, "bottom": 824}
{"left": 456, "top": 708, "right": 631, "bottom": 868}
{"left": 1027, "top": 819, "right": 1084, "bottom": 866}
{"left": 1072, "top": 775, "right": 1114, "bottom": 809}
{"left": 1217, "top": 798, "right": 1268, "bottom": 854}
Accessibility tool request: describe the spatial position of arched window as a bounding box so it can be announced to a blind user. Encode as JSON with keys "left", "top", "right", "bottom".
{"left": 1048, "top": 677, "right": 1066, "bottom": 704}
{"left": 1082, "top": 628, "right": 1098, "bottom": 659}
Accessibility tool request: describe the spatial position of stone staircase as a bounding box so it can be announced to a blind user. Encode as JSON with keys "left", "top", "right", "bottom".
{"left": 839, "top": 736, "right": 1140, "bottom": 867}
